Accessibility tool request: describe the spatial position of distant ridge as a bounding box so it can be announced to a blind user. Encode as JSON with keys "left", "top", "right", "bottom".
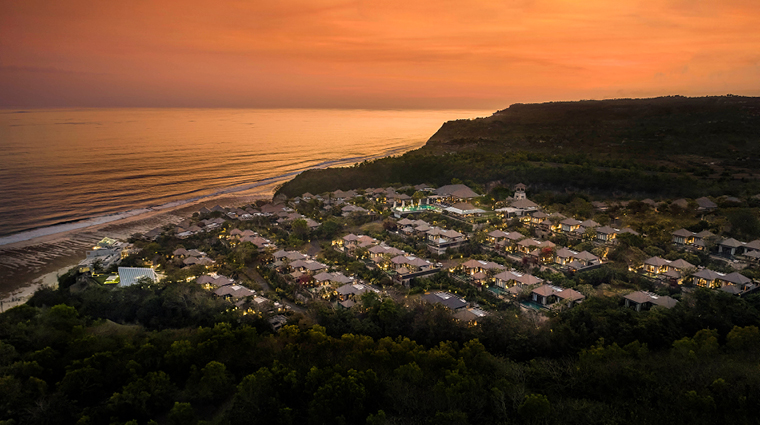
{"left": 423, "top": 95, "right": 760, "bottom": 160}
{"left": 276, "top": 95, "right": 760, "bottom": 198}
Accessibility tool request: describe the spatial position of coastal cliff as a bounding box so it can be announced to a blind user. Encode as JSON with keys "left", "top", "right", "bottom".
{"left": 276, "top": 96, "right": 760, "bottom": 198}
{"left": 422, "top": 95, "right": 760, "bottom": 158}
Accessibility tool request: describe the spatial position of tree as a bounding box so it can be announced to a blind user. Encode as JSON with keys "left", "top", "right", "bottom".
{"left": 726, "top": 325, "right": 760, "bottom": 351}
{"left": 108, "top": 371, "right": 177, "bottom": 419}
{"left": 43, "top": 304, "right": 82, "bottom": 332}
{"left": 192, "top": 361, "right": 233, "bottom": 403}
{"left": 382, "top": 218, "right": 397, "bottom": 231}
{"left": 317, "top": 220, "right": 342, "bottom": 239}
{"left": 518, "top": 394, "right": 551, "bottom": 424}
{"left": 727, "top": 209, "right": 760, "bottom": 239}
{"left": 291, "top": 219, "right": 309, "bottom": 238}
{"left": 168, "top": 402, "right": 197, "bottom": 425}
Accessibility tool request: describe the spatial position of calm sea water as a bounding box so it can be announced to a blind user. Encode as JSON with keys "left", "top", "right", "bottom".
{"left": 0, "top": 108, "right": 490, "bottom": 244}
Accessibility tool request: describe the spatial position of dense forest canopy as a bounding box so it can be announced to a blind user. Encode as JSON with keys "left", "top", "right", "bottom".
{"left": 2, "top": 275, "right": 760, "bottom": 424}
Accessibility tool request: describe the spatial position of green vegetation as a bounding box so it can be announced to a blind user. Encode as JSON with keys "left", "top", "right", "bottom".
{"left": 277, "top": 96, "right": 760, "bottom": 199}
{"left": 6, "top": 96, "right": 760, "bottom": 424}
{"left": 3, "top": 271, "right": 760, "bottom": 424}
{"left": 426, "top": 96, "right": 760, "bottom": 160}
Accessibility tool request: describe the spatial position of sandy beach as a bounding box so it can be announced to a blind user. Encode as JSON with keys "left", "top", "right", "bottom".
{"left": 0, "top": 193, "right": 270, "bottom": 308}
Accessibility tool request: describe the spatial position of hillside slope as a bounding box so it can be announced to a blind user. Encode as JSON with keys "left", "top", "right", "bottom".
{"left": 276, "top": 96, "right": 760, "bottom": 198}
{"left": 424, "top": 96, "right": 760, "bottom": 159}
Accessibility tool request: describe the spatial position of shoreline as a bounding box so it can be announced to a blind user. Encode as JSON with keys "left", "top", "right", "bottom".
{"left": 0, "top": 192, "right": 271, "bottom": 307}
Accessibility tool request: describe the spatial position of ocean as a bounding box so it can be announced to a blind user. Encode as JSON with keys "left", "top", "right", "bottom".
{"left": 0, "top": 108, "right": 491, "bottom": 245}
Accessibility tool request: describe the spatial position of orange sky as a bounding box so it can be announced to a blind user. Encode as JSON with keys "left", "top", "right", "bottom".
{"left": 1, "top": 0, "right": 759, "bottom": 108}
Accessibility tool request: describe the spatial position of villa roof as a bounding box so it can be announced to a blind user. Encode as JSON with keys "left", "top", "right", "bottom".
{"left": 454, "top": 308, "right": 488, "bottom": 323}
{"left": 644, "top": 256, "right": 670, "bottom": 267}
{"left": 722, "top": 272, "right": 752, "bottom": 285}
{"left": 426, "top": 227, "right": 443, "bottom": 236}
{"left": 368, "top": 245, "right": 390, "bottom": 254}
{"left": 556, "top": 288, "right": 585, "bottom": 301}
{"left": 290, "top": 260, "right": 327, "bottom": 271}
{"left": 313, "top": 272, "right": 332, "bottom": 282}
{"left": 451, "top": 202, "right": 478, "bottom": 211}
{"left": 422, "top": 292, "right": 467, "bottom": 310}
{"left": 441, "top": 229, "right": 463, "bottom": 238}
{"left": 506, "top": 232, "right": 525, "bottom": 241}
{"left": 435, "top": 184, "right": 479, "bottom": 199}
{"left": 517, "top": 238, "right": 540, "bottom": 247}
{"left": 672, "top": 228, "right": 694, "bottom": 237}
{"left": 532, "top": 284, "right": 556, "bottom": 297}
{"left": 391, "top": 255, "right": 409, "bottom": 264}
{"left": 668, "top": 259, "right": 695, "bottom": 270}
{"left": 624, "top": 291, "right": 652, "bottom": 304}
{"left": 693, "top": 269, "right": 722, "bottom": 280}
{"left": 695, "top": 230, "right": 715, "bottom": 238}
{"left": 720, "top": 238, "right": 744, "bottom": 248}
{"left": 575, "top": 251, "right": 599, "bottom": 261}
{"left": 515, "top": 274, "right": 543, "bottom": 286}
{"left": 556, "top": 247, "right": 578, "bottom": 258}
{"left": 260, "top": 203, "right": 287, "bottom": 214}
{"left": 336, "top": 283, "right": 372, "bottom": 296}
{"left": 511, "top": 199, "right": 539, "bottom": 209}
{"left": 484, "top": 261, "right": 505, "bottom": 270}
{"left": 744, "top": 240, "right": 760, "bottom": 250}
{"left": 696, "top": 197, "right": 718, "bottom": 209}
{"left": 596, "top": 226, "right": 617, "bottom": 234}
{"left": 196, "top": 275, "right": 215, "bottom": 285}
{"left": 494, "top": 271, "right": 519, "bottom": 281}
{"left": 580, "top": 219, "right": 600, "bottom": 228}
{"left": 561, "top": 218, "right": 582, "bottom": 226}
{"left": 651, "top": 296, "right": 678, "bottom": 308}
{"left": 488, "top": 230, "right": 509, "bottom": 238}
{"left": 462, "top": 259, "right": 485, "bottom": 269}
{"left": 720, "top": 285, "right": 743, "bottom": 295}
